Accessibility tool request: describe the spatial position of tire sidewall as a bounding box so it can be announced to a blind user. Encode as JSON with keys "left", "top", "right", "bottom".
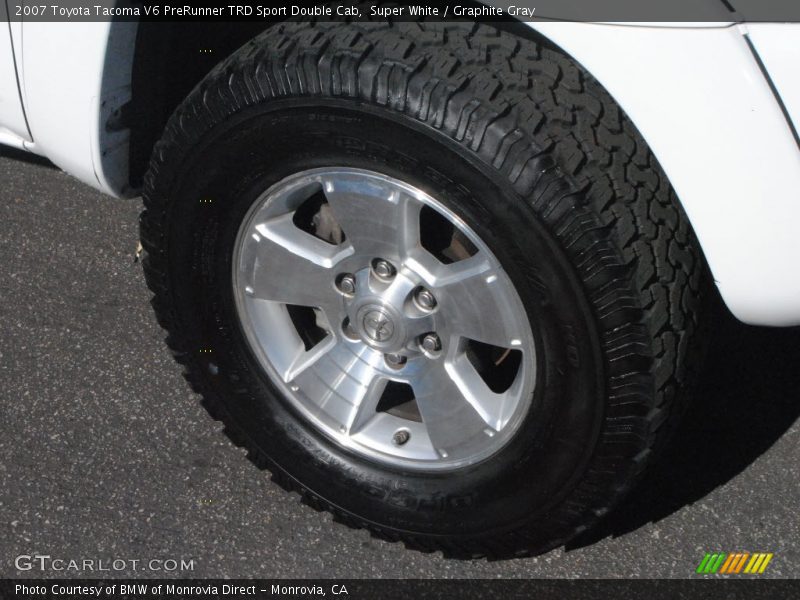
{"left": 162, "top": 101, "right": 605, "bottom": 538}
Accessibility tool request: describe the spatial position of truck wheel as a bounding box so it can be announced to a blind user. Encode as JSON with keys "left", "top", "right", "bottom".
{"left": 139, "top": 21, "right": 707, "bottom": 558}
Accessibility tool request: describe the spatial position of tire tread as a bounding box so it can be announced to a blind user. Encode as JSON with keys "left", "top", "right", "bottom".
{"left": 140, "top": 21, "right": 707, "bottom": 558}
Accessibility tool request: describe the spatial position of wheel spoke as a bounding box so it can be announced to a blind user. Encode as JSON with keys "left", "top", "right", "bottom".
{"left": 290, "top": 341, "right": 388, "bottom": 433}
{"left": 412, "top": 360, "right": 491, "bottom": 453}
{"left": 243, "top": 212, "right": 352, "bottom": 308}
{"left": 280, "top": 333, "right": 337, "bottom": 383}
{"left": 447, "top": 351, "right": 520, "bottom": 431}
{"left": 433, "top": 253, "right": 526, "bottom": 350}
{"left": 322, "top": 174, "right": 422, "bottom": 260}
{"left": 346, "top": 373, "right": 389, "bottom": 434}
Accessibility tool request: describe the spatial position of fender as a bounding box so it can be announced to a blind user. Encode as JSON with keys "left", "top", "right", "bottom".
{"left": 11, "top": 19, "right": 800, "bottom": 326}
{"left": 16, "top": 21, "right": 137, "bottom": 195}
{"left": 523, "top": 22, "right": 800, "bottom": 326}
{"left": 0, "top": 12, "right": 30, "bottom": 148}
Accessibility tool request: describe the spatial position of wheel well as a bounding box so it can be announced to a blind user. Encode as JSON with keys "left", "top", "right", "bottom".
{"left": 125, "top": 6, "right": 542, "bottom": 190}
{"left": 128, "top": 21, "right": 271, "bottom": 187}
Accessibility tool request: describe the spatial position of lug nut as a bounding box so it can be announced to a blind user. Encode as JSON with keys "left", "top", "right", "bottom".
{"left": 415, "top": 288, "right": 437, "bottom": 311}
{"left": 373, "top": 259, "right": 395, "bottom": 279}
{"left": 421, "top": 333, "right": 442, "bottom": 354}
{"left": 385, "top": 353, "right": 407, "bottom": 369}
{"left": 337, "top": 274, "right": 356, "bottom": 295}
{"left": 393, "top": 430, "right": 411, "bottom": 446}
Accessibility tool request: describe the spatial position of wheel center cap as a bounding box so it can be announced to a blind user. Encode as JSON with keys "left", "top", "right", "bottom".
{"left": 354, "top": 302, "right": 405, "bottom": 350}
{"left": 362, "top": 308, "right": 395, "bottom": 343}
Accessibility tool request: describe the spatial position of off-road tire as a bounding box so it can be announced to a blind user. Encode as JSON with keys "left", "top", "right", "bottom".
{"left": 139, "top": 21, "right": 708, "bottom": 558}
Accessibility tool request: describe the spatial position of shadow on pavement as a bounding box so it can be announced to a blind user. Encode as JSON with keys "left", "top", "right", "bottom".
{"left": 569, "top": 299, "right": 800, "bottom": 550}
{"left": 0, "top": 145, "right": 57, "bottom": 169}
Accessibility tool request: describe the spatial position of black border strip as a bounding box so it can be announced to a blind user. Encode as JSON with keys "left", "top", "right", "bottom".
{"left": 4, "top": 1, "right": 800, "bottom": 23}
{"left": 1, "top": 579, "right": 797, "bottom": 600}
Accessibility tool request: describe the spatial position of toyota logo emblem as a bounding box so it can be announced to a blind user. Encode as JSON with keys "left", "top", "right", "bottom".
{"left": 362, "top": 309, "right": 395, "bottom": 343}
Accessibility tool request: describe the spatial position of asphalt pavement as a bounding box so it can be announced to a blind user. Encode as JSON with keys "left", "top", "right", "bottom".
{"left": 1, "top": 148, "right": 798, "bottom": 579}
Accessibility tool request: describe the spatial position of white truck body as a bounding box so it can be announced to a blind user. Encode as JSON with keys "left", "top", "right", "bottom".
{"left": 1, "top": 17, "right": 799, "bottom": 326}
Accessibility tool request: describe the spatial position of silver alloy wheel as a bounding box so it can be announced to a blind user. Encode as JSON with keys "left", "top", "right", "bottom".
{"left": 233, "top": 168, "right": 536, "bottom": 471}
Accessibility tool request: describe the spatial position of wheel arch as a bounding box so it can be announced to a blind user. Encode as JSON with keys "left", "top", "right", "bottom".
{"left": 518, "top": 21, "right": 800, "bottom": 326}
{"left": 103, "top": 18, "right": 800, "bottom": 325}
{"left": 127, "top": 21, "right": 273, "bottom": 188}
